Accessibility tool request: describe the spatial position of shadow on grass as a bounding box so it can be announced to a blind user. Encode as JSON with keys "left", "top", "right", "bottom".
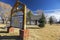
{"left": 27, "top": 26, "right": 45, "bottom": 29}
{"left": 27, "top": 27, "right": 40, "bottom": 29}
{"left": 38, "top": 26, "right": 45, "bottom": 28}
{"left": 0, "top": 36, "right": 21, "bottom": 40}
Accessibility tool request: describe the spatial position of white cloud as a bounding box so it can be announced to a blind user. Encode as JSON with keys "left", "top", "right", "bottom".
{"left": 33, "top": 9, "right": 60, "bottom": 21}
{"left": 45, "top": 9, "right": 60, "bottom": 21}
{"left": 33, "top": 10, "right": 43, "bottom": 15}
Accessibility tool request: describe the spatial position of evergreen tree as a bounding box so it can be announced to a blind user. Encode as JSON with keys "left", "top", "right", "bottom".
{"left": 38, "top": 12, "right": 46, "bottom": 27}
{"left": 49, "top": 16, "right": 53, "bottom": 25}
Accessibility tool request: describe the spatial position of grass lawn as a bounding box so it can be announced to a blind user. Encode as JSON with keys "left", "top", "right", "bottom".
{"left": 26, "top": 24, "right": 60, "bottom": 40}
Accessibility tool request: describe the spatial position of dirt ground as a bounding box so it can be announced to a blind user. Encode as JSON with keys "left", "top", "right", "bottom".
{"left": 26, "top": 24, "right": 60, "bottom": 40}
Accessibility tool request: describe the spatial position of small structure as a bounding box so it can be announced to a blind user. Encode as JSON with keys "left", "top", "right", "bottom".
{"left": 27, "top": 14, "right": 41, "bottom": 25}
{"left": 31, "top": 15, "right": 41, "bottom": 25}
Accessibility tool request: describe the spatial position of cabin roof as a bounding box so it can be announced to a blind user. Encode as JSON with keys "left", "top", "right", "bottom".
{"left": 31, "top": 15, "right": 41, "bottom": 20}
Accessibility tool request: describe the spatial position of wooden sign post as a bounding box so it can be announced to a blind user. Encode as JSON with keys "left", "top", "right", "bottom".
{"left": 10, "top": 0, "right": 27, "bottom": 40}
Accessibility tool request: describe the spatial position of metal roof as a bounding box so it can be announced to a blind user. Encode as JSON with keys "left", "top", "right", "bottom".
{"left": 31, "top": 15, "right": 41, "bottom": 20}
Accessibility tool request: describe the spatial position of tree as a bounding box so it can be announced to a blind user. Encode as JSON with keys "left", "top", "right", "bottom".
{"left": 49, "top": 16, "right": 53, "bottom": 25}
{"left": 27, "top": 11, "right": 33, "bottom": 25}
{"left": 38, "top": 12, "right": 46, "bottom": 27}
{"left": 1, "top": 11, "right": 10, "bottom": 24}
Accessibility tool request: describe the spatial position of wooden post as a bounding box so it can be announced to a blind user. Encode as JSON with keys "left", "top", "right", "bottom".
{"left": 24, "top": 5, "right": 26, "bottom": 30}
{"left": 20, "top": 4, "right": 26, "bottom": 40}
{"left": 21, "top": 5, "right": 26, "bottom": 40}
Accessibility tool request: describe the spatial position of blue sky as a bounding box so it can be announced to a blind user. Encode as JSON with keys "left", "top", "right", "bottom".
{"left": 0, "top": 0, "right": 60, "bottom": 11}
{"left": 0, "top": 0, "right": 60, "bottom": 21}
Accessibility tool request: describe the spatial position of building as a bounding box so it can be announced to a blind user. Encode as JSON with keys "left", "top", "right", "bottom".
{"left": 27, "top": 14, "right": 42, "bottom": 25}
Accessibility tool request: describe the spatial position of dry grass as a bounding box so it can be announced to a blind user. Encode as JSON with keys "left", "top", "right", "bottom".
{"left": 0, "top": 24, "right": 20, "bottom": 36}
{"left": 26, "top": 24, "right": 60, "bottom": 40}
{"left": 0, "top": 24, "right": 60, "bottom": 40}
{"left": 0, "top": 28, "right": 20, "bottom": 36}
{"left": 0, "top": 24, "right": 7, "bottom": 28}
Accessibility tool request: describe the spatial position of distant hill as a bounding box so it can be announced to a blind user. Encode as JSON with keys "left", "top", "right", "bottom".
{"left": 0, "top": 2, "right": 12, "bottom": 18}
{"left": 0, "top": 2, "right": 12, "bottom": 9}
